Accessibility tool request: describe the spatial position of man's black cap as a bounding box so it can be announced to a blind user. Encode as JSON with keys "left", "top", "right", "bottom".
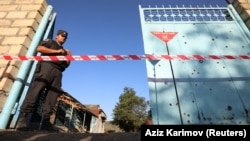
{"left": 57, "top": 30, "right": 68, "bottom": 37}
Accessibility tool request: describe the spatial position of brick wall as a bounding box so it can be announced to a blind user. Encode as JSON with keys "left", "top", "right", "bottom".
{"left": 0, "top": 0, "right": 48, "bottom": 111}
{"left": 232, "top": 0, "right": 250, "bottom": 30}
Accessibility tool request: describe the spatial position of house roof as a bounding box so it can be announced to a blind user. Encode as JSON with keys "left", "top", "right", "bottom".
{"left": 85, "top": 105, "right": 107, "bottom": 119}
{"left": 58, "top": 91, "right": 107, "bottom": 120}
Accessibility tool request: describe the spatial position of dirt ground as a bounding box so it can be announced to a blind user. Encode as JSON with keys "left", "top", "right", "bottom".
{"left": 0, "top": 130, "right": 140, "bottom": 141}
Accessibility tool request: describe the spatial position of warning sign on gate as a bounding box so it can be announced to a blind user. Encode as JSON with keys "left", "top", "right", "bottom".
{"left": 151, "top": 32, "right": 178, "bottom": 43}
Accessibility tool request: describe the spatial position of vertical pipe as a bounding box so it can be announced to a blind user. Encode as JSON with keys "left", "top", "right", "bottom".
{"left": 0, "top": 5, "right": 53, "bottom": 129}
{"left": 152, "top": 65, "right": 159, "bottom": 124}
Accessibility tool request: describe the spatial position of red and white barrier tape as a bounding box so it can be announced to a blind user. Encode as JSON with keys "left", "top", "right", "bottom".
{"left": 1, "top": 55, "right": 250, "bottom": 61}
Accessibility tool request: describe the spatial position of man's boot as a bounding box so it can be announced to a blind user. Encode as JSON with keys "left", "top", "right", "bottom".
{"left": 16, "top": 113, "right": 31, "bottom": 131}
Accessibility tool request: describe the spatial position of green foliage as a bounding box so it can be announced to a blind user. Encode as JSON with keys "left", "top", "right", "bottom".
{"left": 112, "top": 87, "right": 148, "bottom": 132}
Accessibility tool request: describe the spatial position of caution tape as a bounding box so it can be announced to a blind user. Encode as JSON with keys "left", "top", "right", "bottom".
{"left": 0, "top": 55, "right": 250, "bottom": 61}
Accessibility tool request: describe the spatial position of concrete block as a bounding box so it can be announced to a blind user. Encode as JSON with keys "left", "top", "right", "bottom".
{"left": 0, "top": 19, "right": 12, "bottom": 27}
{"left": 19, "top": 27, "right": 35, "bottom": 39}
{"left": 0, "top": 5, "right": 17, "bottom": 11}
{"left": 0, "top": 12, "right": 7, "bottom": 18}
{"left": 0, "top": 77, "right": 14, "bottom": 94}
{"left": 239, "top": 9, "right": 250, "bottom": 21}
{"left": 6, "top": 11, "right": 27, "bottom": 18}
{"left": 28, "top": 11, "right": 42, "bottom": 22}
{"left": 12, "top": 19, "right": 38, "bottom": 31}
{"left": 234, "top": 4, "right": 250, "bottom": 14}
{"left": 2, "top": 37, "right": 31, "bottom": 49}
{"left": 0, "top": 28, "right": 18, "bottom": 36}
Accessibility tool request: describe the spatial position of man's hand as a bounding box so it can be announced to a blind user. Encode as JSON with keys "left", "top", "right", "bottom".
{"left": 57, "top": 49, "right": 71, "bottom": 56}
{"left": 57, "top": 49, "right": 66, "bottom": 54}
{"left": 65, "top": 49, "right": 71, "bottom": 56}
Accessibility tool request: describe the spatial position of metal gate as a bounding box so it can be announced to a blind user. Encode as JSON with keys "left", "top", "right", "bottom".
{"left": 139, "top": 3, "right": 250, "bottom": 125}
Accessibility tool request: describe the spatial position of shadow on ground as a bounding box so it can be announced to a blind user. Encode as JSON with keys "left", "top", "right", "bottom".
{"left": 0, "top": 130, "right": 140, "bottom": 141}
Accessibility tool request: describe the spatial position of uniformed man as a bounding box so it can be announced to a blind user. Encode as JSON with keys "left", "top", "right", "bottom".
{"left": 17, "top": 29, "right": 71, "bottom": 131}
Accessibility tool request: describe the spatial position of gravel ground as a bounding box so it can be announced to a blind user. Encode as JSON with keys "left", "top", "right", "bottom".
{"left": 0, "top": 130, "right": 140, "bottom": 141}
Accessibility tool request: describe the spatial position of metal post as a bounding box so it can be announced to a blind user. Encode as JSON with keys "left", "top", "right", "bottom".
{"left": 165, "top": 43, "right": 183, "bottom": 125}
{"left": 153, "top": 64, "right": 160, "bottom": 125}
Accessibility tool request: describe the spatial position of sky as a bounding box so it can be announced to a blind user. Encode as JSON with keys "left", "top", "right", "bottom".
{"left": 46, "top": 0, "right": 228, "bottom": 121}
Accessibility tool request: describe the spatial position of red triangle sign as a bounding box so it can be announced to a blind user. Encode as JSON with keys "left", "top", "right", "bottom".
{"left": 151, "top": 32, "right": 178, "bottom": 43}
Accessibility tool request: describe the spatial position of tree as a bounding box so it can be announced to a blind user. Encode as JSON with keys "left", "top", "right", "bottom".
{"left": 112, "top": 87, "right": 148, "bottom": 132}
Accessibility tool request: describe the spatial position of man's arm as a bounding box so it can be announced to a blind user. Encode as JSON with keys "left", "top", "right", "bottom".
{"left": 37, "top": 45, "right": 66, "bottom": 54}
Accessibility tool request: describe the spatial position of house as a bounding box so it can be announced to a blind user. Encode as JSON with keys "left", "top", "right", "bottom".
{"left": 30, "top": 90, "right": 107, "bottom": 133}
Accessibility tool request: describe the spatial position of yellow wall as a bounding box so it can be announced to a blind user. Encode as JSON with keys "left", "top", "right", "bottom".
{"left": 0, "top": 0, "right": 48, "bottom": 111}
{"left": 233, "top": 0, "right": 250, "bottom": 29}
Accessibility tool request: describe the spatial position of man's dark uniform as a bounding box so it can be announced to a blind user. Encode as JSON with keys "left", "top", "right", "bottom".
{"left": 18, "top": 35, "right": 69, "bottom": 131}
